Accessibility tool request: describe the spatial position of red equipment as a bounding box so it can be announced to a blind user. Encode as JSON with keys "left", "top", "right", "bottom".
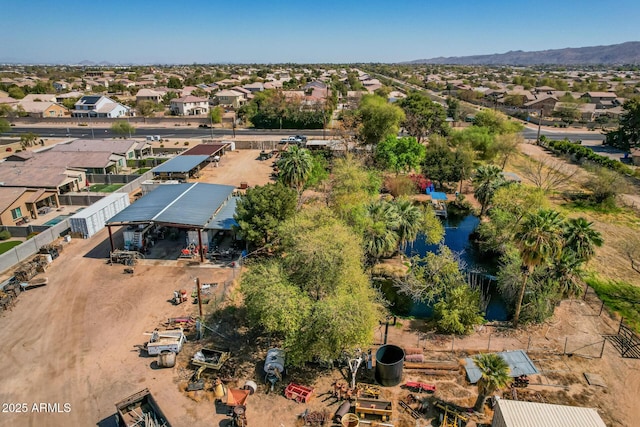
{"left": 404, "top": 381, "right": 436, "bottom": 393}
{"left": 284, "top": 383, "right": 315, "bottom": 403}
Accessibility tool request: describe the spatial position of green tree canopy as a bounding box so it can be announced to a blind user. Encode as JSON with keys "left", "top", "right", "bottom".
{"left": 606, "top": 98, "right": 640, "bottom": 151}
{"left": 472, "top": 164, "right": 506, "bottom": 216}
{"left": 0, "top": 118, "right": 9, "bottom": 134}
{"left": 398, "top": 92, "right": 449, "bottom": 142}
{"left": 110, "top": 120, "right": 135, "bottom": 137}
{"left": 473, "top": 353, "right": 510, "bottom": 413}
{"left": 209, "top": 106, "right": 223, "bottom": 124}
{"left": 277, "top": 145, "right": 313, "bottom": 193}
{"left": 242, "top": 207, "right": 383, "bottom": 365}
{"left": 233, "top": 182, "right": 297, "bottom": 250}
{"left": 473, "top": 109, "right": 523, "bottom": 135}
{"left": 357, "top": 94, "right": 405, "bottom": 145}
{"left": 374, "top": 135, "right": 426, "bottom": 174}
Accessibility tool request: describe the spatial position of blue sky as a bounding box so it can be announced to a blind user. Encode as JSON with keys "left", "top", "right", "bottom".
{"left": 3, "top": 0, "right": 639, "bottom": 64}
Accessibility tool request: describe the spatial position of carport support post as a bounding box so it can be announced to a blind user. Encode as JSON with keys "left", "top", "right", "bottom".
{"left": 197, "top": 229, "right": 204, "bottom": 262}
{"left": 108, "top": 226, "right": 114, "bottom": 253}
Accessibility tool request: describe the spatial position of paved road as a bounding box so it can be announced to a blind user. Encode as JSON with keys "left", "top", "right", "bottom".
{"left": 4, "top": 127, "right": 330, "bottom": 139}
{"left": 521, "top": 128, "right": 606, "bottom": 142}
{"left": 7, "top": 125, "right": 604, "bottom": 143}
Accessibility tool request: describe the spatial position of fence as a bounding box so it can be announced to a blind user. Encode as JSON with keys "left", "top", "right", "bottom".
{"left": 86, "top": 173, "right": 141, "bottom": 184}
{"left": 58, "top": 193, "right": 106, "bottom": 206}
{"left": 0, "top": 220, "right": 70, "bottom": 274}
{"left": 0, "top": 170, "right": 153, "bottom": 278}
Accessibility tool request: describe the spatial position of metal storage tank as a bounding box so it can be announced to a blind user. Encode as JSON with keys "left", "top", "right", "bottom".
{"left": 263, "top": 348, "right": 285, "bottom": 374}
{"left": 375, "top": 344, "right": 404, "bottom": 386}
{"left": 69, "top": 193, "right": 130, "bottom": 239}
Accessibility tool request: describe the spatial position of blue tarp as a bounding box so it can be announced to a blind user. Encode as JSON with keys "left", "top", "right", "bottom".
{"left": 430, "top": 192, "right": 448, "bottom": 201}
{"left": 464, "top": 350, "right": 539, "bottom": 384}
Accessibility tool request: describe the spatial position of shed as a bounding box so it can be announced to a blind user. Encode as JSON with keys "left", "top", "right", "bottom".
{"left": 69, "top": 193, "right": 130, "bottom": 239}
{"left": 465, "top": 350, "right": 539, "bottom": 384}
{"left": 492, "top": 398, "right": 606, "bottom": 427}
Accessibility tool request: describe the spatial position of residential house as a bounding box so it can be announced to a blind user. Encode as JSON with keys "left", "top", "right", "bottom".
{"left": 524, "top": 94, "right": 558, "bottom": 116}
{"left": 21, "top": 94, "right": 57, "bottom": 103}
{"left": 0, "top": 187, "right": 60, "bottom": 225}
{"left": 53, "top": 81, "right": 68, "bottom": 92}
{"left": 243, "top": 82, "right": 264, "bottom": 93}
{"left": 71, "top": 95, "right": 130, "bottom": 118}
{"left": 580, "top": 91, "right": 618, "bottom": 109}
{"left": 554, "top": 102, "right": 596, "bottom": 122}
{"left": 135, "top": 88, "right": 165, "bottom": 104}
{"left": 170, "top": 96, "right": 209, "bottom": 116}
{"left": 48, "top": 138, "right": 152, "bottom": 161}
{"left": 214, "top": 90, "right": 246, "bottom": 109}
{"left": 0, "top": 160, "right": 87, "bottom": 194}
{"left": 0, "top": 90, "right": 8, "bottom": 98}
{"left": 0, "top": 97, "right": 19, "bottom": 108}
{"left": 17, "top": 101, "right": 69, "bottom": 118}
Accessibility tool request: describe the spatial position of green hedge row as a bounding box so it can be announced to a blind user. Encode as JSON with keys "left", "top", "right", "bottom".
{"left": 542, "top": 138, "right": 634, "bottom": 175}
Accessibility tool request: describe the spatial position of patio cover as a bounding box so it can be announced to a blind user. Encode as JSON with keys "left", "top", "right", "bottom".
{"left": 106, "top": 183, "right": 235, "bottom": 228}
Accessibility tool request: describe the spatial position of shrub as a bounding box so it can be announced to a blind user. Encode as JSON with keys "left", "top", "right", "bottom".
{"left": 0, "top": 230, "right": 11, "bottom": 240}
{"left": 385, "top": 175, "right": 416, "bottom": 197}
{"left": 184, "top": 141, "right": 189, "bottom": 146}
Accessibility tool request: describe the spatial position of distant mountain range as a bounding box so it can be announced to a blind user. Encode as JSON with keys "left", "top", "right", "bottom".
{"left": 406, "top": 41, "right": 640, "bottom": 65}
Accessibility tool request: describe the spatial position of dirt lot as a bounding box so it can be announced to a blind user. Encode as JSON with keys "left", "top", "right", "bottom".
{"left": 1, "top": 145, "right": 639, "bottom": 427}
{"left": 1, "top": 234, "right": 639, "bottom": 427}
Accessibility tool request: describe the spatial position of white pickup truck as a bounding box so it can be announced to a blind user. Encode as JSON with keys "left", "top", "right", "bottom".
{"left": 279, "top": 135, "right": 307, "bottom": 145}
{"left": 145, "top": 328, "right": 186, "bottom": 356}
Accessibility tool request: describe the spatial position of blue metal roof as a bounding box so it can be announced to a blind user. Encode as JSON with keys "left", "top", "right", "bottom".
{"left": 106, "top": 183, "right": 235, "bottom": 227}
{"left": 153, "top": 155, "right": 209, "bottom": 173}
{"left": 205, "top": 196, "right": 238, "bottom": 230}
{"left": 464, "top": 350, "right": 539, "bottom": 384}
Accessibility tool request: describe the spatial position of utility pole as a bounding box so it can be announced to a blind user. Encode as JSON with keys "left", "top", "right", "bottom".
{"left": 209, "top": 110, "right": 214, "bottom": 140}
{"left": 536, "top": 108, "right": 543, "bottom": 144}
{"left": 196, "top": 277, "right": 203, "bottom": 319}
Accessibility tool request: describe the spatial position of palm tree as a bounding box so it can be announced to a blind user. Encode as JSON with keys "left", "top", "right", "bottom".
{"left": 472, "top": 164, "right": 505, "bottom": 216}
{"left": 473, "top": 353, "right": 510, "bottom": 413}
{"left": 562, "top": 217, "right": 603, "bottom": 263}
{"left": 277, "top": 145, "right": 313, "bottom": 193}
{"left": 549, "top": 249, "right": 585, "bottom": 298}
{"left": 363, "top": 199, "right": 400, "bottom": 262}
{"left": 393, "top": 198, "right": 422, "bottom": 252}
{"left": 513, "top": 209, "right": 564, "bottom": 327}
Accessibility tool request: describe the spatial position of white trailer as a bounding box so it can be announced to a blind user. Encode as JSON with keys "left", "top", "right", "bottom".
{"left": 69, "top": 193, "right": 130, "bottom": 239}
{"left": 145, "top": 329, "right": 186, "bottom": 356}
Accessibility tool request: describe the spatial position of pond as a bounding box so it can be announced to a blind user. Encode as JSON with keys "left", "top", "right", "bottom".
{"left": 380, "top": 214, "right": 509, "bottom": 321}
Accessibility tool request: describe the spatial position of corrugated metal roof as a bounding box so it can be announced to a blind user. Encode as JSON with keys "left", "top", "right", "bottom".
{"left": 106, "top": 183, "right": 235, "bottom": 228}
{"left": 182, "top": 144, "right": 227, "bottom": 156}
{"left": 465, "top": 350, "right": 539, "bottom": 384}
{"left": 153, "top": 155, "right": 209, "bottom": 173}
{"left": 493, "top": 399, "right": 606, "bottom": 427}
{"left": 205, "top": 196, "right": 238, "bottom": 230}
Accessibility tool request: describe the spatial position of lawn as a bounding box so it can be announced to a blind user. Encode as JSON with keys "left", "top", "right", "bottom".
{"left": 0, "top": 241, "right": 22, "bottom": 254}
{"left": 88, "top": 184, "right": 124, "bottom": 192}
{"left": 135, "top": 168, "right": 151, "bottom": 174}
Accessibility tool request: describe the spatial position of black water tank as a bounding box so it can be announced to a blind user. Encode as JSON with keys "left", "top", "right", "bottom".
{"left": 375, "top": 344, "right": 404, "bottom": 386}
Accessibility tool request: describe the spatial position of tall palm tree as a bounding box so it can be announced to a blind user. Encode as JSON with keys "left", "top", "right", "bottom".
{"left": 563, "top": 217, "right": 603, "bottom": 263}
{"left": 277, "top": 145, "right": 313, "bottom": 193}
{"left": 549, "top": 249, "right": 585, "bottom": 298}
{"left": 473, "top": 353, "right": 510, "bottom": 413}
{"left": 513, "top": 209, "right": 564, "bottom": 327}
{"left": 472, "top": 164, "right": 505, "bottom": 216}
{"left": 363, "top": 199, "right": 400, "bottom": 262}
{"left": 393, "top": 198, "right": 422, "bottom": 252}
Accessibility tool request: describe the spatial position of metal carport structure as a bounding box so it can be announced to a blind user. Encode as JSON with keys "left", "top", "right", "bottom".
{"left": 105, "top": 182, "right": 236, "bottom": 262}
